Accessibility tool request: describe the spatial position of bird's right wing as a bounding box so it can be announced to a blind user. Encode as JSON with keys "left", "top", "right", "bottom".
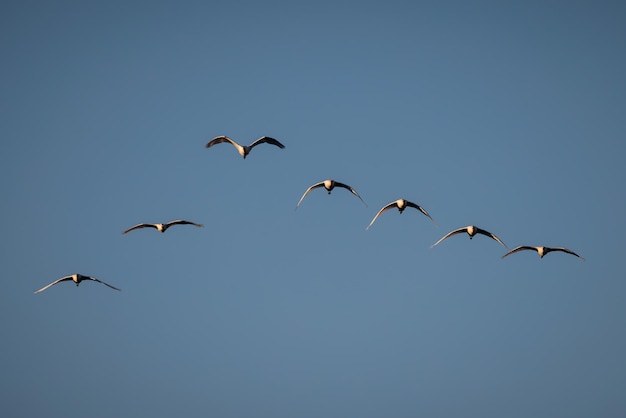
{"left": 34, "top": 276, "right": 72, "bottom": 294}
{"left": 430, "top": 227, "right": 468, "bottom": 248}
{"left": 122, "top": 224, "right": 156, "bottom": 234}
{"left": 205, "top": 135, "right": 238, "bottom": 148}
{"left": 366, "top": 202, "right": 396, "bottom": 230}
{"left": 295, "top": 182, "right": 324, "bottom": 209}
{"left": 501, "top": 246, "right": 536, "bottom": 259}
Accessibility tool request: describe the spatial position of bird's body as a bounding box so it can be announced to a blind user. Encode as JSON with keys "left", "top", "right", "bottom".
{"left": 431, "top": 225, "right": 507, "bottom": 248}
{"left": 296, "top": 179, "right": 367, "bottom": 209}
{"left": 122, "top": 220, "right": 203, "bottom": 234}
{"left": 366, "top": 198, "right": 436, "bottom": 230}
{"left": 34, "top": 274, "right": 121, "bottom": 294}
{"left": 502, "top": 245, "right": 584, "bottom": 260}
{"left": 205, "top": 135, "right": 285, "bottom": 159}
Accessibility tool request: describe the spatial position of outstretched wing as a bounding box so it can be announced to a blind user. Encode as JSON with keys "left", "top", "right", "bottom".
{"left": 165, "top": 220, "right": 204, "bottom": 229}
{"left": 405, "top": 201, "right": 437, "bottom": 225}
{"left": 430, "top": 227, "right": 469, "bottom": 248}
{"left": 34, "top": 276, "right": 73, "bottom": 294}
{"left": 295, "top": 182, "right": 325, "bottom": 209}
{"left": 366, "top": 202, "right": 397, "bottom": 230}
{"left": 334, "top": 182, "right": 367, "bottom": 207}
{"left": 88, "top": 277, "right": 122, "bottom": 291}
{"left": 475, "top": 227, "right": 508, "bottom": 248}
{"left": 501, "top": 246, "right": 538, "bottom": 259}
{"left": 249, "top": 136, "right": 285, "bottom": 149}
{"left": 548, "top": 247, "right": 585, "bottom": 260}
{"left": 122, "top": 224, "right": 157, "bottom": 234}
{"left": 205, "top": 135, "right": 240, "bottom": 149}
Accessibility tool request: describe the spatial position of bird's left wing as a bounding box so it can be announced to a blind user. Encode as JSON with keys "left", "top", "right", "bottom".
{"left": 405, "top": 201, "right": 437, "bottom": 225}
{"left": 550, "top": 247, "right": 585, "bottom": 260}
{"left": 475, "top": 227, "right": 508, "bottom": 248}
{"left": 166, "top": 220, "right": 204, "bottom": 228}
{"left": 249, "top": 136, "right": 285, "bottom": 149}
{"left": 334, "top": 182, "right": 367, "bottom": 207}
{"left": 89, "top": 277, "right": 121, "bottom": 291}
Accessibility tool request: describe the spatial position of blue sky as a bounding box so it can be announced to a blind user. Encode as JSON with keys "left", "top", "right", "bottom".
{"left": 1, "top": 1, "right": 625, "bottom": 417}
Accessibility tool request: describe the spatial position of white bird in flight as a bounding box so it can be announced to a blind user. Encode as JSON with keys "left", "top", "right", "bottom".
{"left": 502, "top": 246, "right": 584, "bottom": 260}
{"left": 431, "top": 225, "right": 507, "bottom": 248}
{"left": 366, "top": 198, "right": 436, "bottom": 230}
{"left": 205, "top": 135, "right": 285, "bottom": 159}
{"left": 34, "top": 274, "right": 121, "bottom": 294}
{"left": 296, "top": 179, "right": 367, "bottom": 209}
{"left": 122, "top": 220, "right": 203, "bottom": 234}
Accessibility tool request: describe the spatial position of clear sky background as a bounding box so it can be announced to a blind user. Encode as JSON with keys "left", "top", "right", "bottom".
{"left": 1, "top": 1, "right": 625, "bottom": 417}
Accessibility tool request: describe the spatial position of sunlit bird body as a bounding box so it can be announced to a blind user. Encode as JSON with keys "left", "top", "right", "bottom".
{"left": 431, "top": 225, "right": 507, "bottom": 248}
{"left": 502, "top": 246, "right": 584, "bottom": 260}
{"left": 366, "top": 198, "right": 436, "bottom": 230}
{"left": 296, "top": 179, "right": 367, "bottom": 209}
{"left": 205, "top": 135, "right": 285, "bottom": 159}
{"left": 122, "top": 220, "right": 203, "bottom": 234}
{"left": 34, "top": 274, "right": 121, "bottom": 294}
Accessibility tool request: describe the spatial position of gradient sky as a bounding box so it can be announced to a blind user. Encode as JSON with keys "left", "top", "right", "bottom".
{"left": 2, "top": 1, "right": 625, "bottom": 417}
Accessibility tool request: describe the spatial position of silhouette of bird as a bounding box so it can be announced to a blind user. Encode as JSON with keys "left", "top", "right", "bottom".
{"left": 366, "top": 198, "right": 436, "bottom": 230}
{"left": 431, "top": 225, "right": 507, "bottom": 248}
{"left": 296, "top": 179, "right": 367, "bottom": 209}
{"left": 34, "top": 274, "right": 121, "bottom": 294}
{"left": 502, "top": 245, "right": 584, "bottom": 260}
{"left": 205, "top": 135, "right": 285, "bottom": 159}
{"left": 122, "top": 220, "right": 203, "bottom": 234}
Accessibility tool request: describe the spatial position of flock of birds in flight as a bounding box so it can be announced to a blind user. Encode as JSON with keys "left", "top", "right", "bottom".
{"left": 34, "top": 135, "right": 584, "bottom": 294}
